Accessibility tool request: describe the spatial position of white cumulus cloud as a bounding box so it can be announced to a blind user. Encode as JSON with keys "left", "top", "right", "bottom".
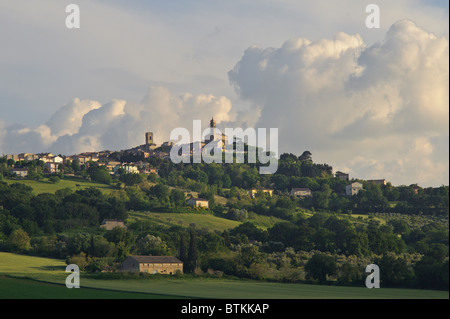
{"left": 229, "top": 19, "right": 449, "bottom": 186}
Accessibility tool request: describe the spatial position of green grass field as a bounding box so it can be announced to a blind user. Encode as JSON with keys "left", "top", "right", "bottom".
{"left": 4, "top": 177, "right": 114, "bottom": 195}
{"left": 0, "top": 253, "right": 448, "bottom": 299}
{"left": 128, "top": 211, "right": 241, "bottom": 232}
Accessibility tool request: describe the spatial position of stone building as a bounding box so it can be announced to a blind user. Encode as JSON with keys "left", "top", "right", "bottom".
{"left": 121, "top": 256, "right": 183, "bottom": 275}
{"left": 145, "top": 132, "right": 154, "bottom": 145}
{"left": 187, "top": 198, "right": 209, "bottom": 209}
{"left": 345, "top": 182, "right": 363, "bottom": 196}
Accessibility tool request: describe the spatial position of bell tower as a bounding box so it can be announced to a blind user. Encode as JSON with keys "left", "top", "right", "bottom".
{"left": 208, "top": 117, "right": 216, "bottom": 142}
{"left": 145, "top": 132, "right": 154, "bottom": 145}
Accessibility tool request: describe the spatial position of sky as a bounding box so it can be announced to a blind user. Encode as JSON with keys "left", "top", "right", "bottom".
{"left": 0, "top": 0, "right": 448, "bottom": 187}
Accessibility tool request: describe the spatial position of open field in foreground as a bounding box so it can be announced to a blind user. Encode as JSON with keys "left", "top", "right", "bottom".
{"left": 0, "top": 253, "right": 448, "bottom": 299}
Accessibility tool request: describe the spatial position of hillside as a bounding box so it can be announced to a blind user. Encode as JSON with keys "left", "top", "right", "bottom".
{"left": 0, "top": 152, "right": 448, "bottom": 292}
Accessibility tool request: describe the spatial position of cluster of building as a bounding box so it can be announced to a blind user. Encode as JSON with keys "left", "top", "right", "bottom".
{"left": 3, "top": 131, "right": 168, "bottom": 177}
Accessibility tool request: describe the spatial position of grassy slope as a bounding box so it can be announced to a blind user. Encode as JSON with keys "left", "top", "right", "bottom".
{"left": 4, "top": 177, "right": 114, "bottom": 195}
{"left": 0, "top": 253, "right": 448, "bottom": 299}
{"left": 129, "top": 211, "right": 241, "bottom": 232}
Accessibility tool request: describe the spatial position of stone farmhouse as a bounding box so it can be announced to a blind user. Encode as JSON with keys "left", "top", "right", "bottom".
{"left": 121, "top": 256, "right": 183, "bottom": 275}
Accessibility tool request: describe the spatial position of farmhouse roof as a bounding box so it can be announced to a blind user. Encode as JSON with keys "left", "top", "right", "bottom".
{"left": 126, "top": 256, "right": 182, "bottom": 264}
{"left": 189, "top": 198, "right": 208, "bottom": 202}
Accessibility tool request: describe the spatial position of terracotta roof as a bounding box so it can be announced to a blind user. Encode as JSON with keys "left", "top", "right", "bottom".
{"left": 126, "top": 256, "right": 182, "bottom": 264}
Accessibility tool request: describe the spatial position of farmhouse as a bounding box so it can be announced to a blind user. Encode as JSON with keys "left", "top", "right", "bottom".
{"left": 121, "top": 256, "right": 183, "bottom": 275}
{"left": 187, "top": 198, "right": 209, "bottom": 209}
{"left": 290, "top": 188, "right": 312, "bottom": 197}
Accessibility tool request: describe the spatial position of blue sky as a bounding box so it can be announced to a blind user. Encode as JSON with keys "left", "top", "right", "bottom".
{"left": 0, "top": 0, "right": 448, "bottom": 186}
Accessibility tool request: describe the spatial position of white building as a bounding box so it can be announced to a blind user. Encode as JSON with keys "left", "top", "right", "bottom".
{"left": 44, "top": 162, "right": 60, "bottom": 174}
{"left": 113, "top": 164, "right": 139, "bottom": 175}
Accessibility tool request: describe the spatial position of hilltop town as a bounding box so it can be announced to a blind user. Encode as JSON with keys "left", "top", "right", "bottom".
{"left": 0, "top": 119, "right": 448, "bottom": 291}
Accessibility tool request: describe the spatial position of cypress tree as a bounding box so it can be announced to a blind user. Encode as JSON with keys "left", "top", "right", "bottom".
{"left": 179, "top": 233, "right": 188, "bottom": 262}
{"left": 187, "top": 232, "right": 198, "bottom": 273}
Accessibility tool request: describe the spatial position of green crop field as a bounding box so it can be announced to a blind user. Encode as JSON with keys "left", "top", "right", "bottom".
{"left": 0, "top": 253, "right": 448, "bottom": 299}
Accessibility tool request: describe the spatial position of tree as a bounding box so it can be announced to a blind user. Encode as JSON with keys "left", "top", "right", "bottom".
{"left": 48, "top": 176, "right": 60, "bottom": 184}
{"left": 119, "top": 173, "right": 143, "bottom": 186}
{"left": 179, "top": 234, "right": 188, "bottom": 262}
{"left": 374, "top": 254, "right": 413, "bottom": 288}
{"left": 7, "top": 228, "right": 31, "bottom": 253}
{"left": 135, "top": 234, "right": 169, "bottom": 256}
{"left": 170, "top": 189, "right": 186, "bottom": 207}
{"left": 238, "top": 245, "right": 263, "bottom": 268}
{"left": 92, "top": 168, "right": 113, "bottom": 184}
{"left": 312, "top": 183, "right": 332, "bottom": 210}
{"left": 298, "top": 151, "right": 312, "bottom": 162}
{"left": 242, "top": 167, "right": 259, "bottom": 188}
{"left": 222, "top": 174, "right": 232, "bottom": 188}
{"left": 305, "top": 253, "right": 337, "bottom": 282}
{"left": 148, "top": 184, "right": 170, "bottom": 205}
{"left": 186, "top": 232, "right": 198, "bottom": 273}
{"left": 337, "top": 262, "right": 362, "bottom": 286}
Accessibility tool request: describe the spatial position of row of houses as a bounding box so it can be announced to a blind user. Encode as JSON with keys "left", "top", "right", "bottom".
{"left": 249, "top": 179, "right": 388, "bottom": 198}
{"left": 6, "top": 153, "right": 159, "bottom": 177}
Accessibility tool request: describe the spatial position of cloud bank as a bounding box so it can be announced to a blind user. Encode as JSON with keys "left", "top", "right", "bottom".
{"left": 0, "top": 86, "right": 237, "bottom": 155}
{"left": 229, "top": 19, "right": 448, "bottom": 186}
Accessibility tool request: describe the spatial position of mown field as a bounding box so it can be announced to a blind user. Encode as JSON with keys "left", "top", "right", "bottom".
{"left": 0, "top": 253, "right": 448, "bottom": 299}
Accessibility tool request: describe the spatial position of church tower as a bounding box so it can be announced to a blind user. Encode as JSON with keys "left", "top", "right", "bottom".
{"left": 145, "top": 132, "right": 154, "bottom": 145}
{"left": 208, "top": 117, "right": 216, "bottom": 142}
